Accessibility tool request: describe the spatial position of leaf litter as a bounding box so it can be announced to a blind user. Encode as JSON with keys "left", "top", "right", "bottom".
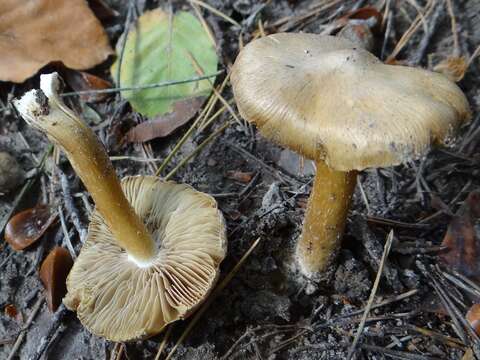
{"left": 111, "top": 8, "right": 219, "bottom": 117}
{"left": 125, "top": 96, "right": 205, "bottom": 143}
{"left": 0, "top": 0, "right": 113, "bottom": 83}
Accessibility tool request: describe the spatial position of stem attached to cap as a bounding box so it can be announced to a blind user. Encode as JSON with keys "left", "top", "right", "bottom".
{"left": 296, "top": 161, "right": 357, "bottom": 276}
{"left": 14, "top": 73, "right": 156, "bottom": 264}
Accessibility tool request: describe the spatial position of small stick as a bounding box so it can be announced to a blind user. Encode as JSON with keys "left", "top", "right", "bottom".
{"left": 30, "top": 304, "right": 69, "bottom": 360}
{"left": 164, "top": 237, "right": 262, "bottom": 360}
{"left": 58, "top": 168, "right": 87, "bottom": 243}
{"left": 445, "top": 0, "right": 460, "bottom": 56}
{"left": 164, "top": 121, "right": 232, "bottom": 180}
{"left": 428, "top": 273, "right": 468, "bottom": 343}
{"left": 7, "top": 297, "right": 44, "bottom": 360}
{"left": 357, "top": 176, "right": 371, "bottom": 214}
{"left": 334, "top": 289, "right": 419, "bottom": 320}
{"left": 189, "top": 0, "right": 241, "bottom": 28}
{"left": 154, "top": 325, "right": 173, "bottom": 360}
{"left": 155, "top": 91, "right": 217, "bottom": 176}
{"left": 441, "top": 271, "right": 480, "bottom": 299}
{"left": 409, "top": 0, "right": 444, "bottom": 65}
{"left": 61, "top": 72, "right": 223, "bottom": 97}
{"left": 346, "top": 230, "right": 394, "bottom": 360}
{"left": 360, "top": 344, "right": 438, "bottom": 360}
{"left": 189, "top": 1, "right": 216, "bottom": 46}
{"left": 406, "top": 324, "right": 465, "bottom": 348}
{"left": 187, "top": 54, "right": 243, "bottom": 127}
{"left": 109, "top": 343, "right": 122, "bottom": 360}
{"left": 58, "top": 206, "right": 77, "bottom": 259}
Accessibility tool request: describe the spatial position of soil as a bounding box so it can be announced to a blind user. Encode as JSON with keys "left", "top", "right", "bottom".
{"left": 1, "top": 0, "right": 480, "bottom": 359}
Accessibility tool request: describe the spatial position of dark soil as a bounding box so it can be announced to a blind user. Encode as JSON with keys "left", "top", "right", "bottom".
{"left": 1, "top": 0, "right": 480, "bottom": 359}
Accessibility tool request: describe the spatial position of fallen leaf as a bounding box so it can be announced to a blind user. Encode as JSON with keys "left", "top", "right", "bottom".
{"left": 111, "top": 8, "right": 218, "bottom": 117}
{"left": 5, "top": 205, "right": 56, "bottom": 251}
{"left": 63, "top": 69, "right": 112, "bottom": 102}
{"left": 434, "top": 57, "right": 468, "bottom": 82}
{"left": 466, "top": 303, "right": 480, "bottom": 336}
{"left": 40, "top": 247, "right": 74, "bottom": 312}
{"left": 439, "top": 191, "right": 480, "bottom": 279}
{"left": 4, "top": 304, "right": 17, "bottom": 319}
{"left": 226, "top": 170, "right": 254, "bottom": 183}
{"left": 125, "top": 97, "right": 205, "bottom": 143}
{"left": 0, "top": 0, "right": 113, "bottom": 83}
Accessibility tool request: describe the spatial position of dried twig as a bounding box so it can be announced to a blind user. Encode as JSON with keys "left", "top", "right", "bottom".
{"left": 58, "top": 168, "right": 87, "bottom": 243}
{"left": 164, "top": 121, "right": 232, "bottom": 180}
{"left": 57, "top": 206, "right": 77, "bottom": 259}
{"left": 164, "top": 237, "right": 262, "bottom": 360}
{"left": 61, "top": 72, "right": 223, "bottom": 97}
{"left": 346, "top": 230, "right": 394, "bottom": 360}
{"left": 6, "top": 297, "right": 44, "bottom": 360}
{"left": 30, "top": 304, "right": 69, "bottom": 360}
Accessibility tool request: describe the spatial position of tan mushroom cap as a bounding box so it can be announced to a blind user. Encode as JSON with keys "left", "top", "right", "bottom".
{"left": 64, "top": 176, "right": 226, "bottom": 342}
{"left": 231, "top": 33, "right": 471, "bottom": 171}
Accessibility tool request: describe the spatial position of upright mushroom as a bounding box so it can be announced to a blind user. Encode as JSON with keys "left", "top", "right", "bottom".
{"left": 231, "top": 33, "right": 470, "bottom": 277}
{"left": 14, "top": 73, "right": 227, "bottom": 341}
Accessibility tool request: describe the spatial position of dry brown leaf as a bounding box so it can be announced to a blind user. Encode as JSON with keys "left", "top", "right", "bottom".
{"left": 63, "top": 69, "right": 112, "bottom": 102}
{"left": 226, "top": 170, "right": 254, "bottom": 183}
{"left": 4, "top": 205, "right": 57, "bottom": 251}
{"left": 440, "top": 191, "right": 480, "bottom": 279}
{"left": 40, "top": 247, "right": 74, "bottom": 312}
{"left": 0, "top": 0, "right": 113, "bottom": 83}
{"left": 125, "top": 97, "right": 205, "bottom": 143}
{"left": 4, "top": 304, "right": 17, "bottom": 319}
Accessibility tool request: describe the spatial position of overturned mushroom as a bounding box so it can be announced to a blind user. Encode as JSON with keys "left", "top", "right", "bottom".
{"left": 14, "top": 73, "right": 226, "bottom": 341}
{"left": 231, "top": 33, "right": 470, "bottom": 277}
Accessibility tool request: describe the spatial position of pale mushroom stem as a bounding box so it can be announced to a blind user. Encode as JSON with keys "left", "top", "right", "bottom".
{"left": 296, "top": 160, "right": 357, "bottom": 275}
{"left": 14, "top": 73, "right": 156, "bottom": 264}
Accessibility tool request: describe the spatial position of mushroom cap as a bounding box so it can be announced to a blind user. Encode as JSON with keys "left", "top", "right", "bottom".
{"left": 231, "top": 33, "right": 471, "bottom": 171}
{"left": 63, "top": 176, "right": 226, "bottom": 342}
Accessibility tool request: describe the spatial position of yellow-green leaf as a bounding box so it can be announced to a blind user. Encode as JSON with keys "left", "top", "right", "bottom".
{"left": 112, "top": 9, "right": 218, "bottom": 117}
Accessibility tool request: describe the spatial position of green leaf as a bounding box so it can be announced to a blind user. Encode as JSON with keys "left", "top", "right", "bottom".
{"left": 111, "top": 9, "right": 218, "bottom": 117}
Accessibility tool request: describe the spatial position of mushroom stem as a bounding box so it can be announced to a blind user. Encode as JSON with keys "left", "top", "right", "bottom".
{"left": 296, "top": 160, "right": 357, "bottom": 275}
{"left": 14, "top": 73, "right": 156, "bottom": 264}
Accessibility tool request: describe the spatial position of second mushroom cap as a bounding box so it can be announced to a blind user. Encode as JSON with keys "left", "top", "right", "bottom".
{"left": 231, "top": 33, "right": 471, "bottom": 171}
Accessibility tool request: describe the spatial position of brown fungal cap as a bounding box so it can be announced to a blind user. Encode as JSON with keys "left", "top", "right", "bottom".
{"left": 64, "top": 176, "right": 226, "bottom": 342}
{"left": 231, "top": 33, "right": 471, "bottom": 171}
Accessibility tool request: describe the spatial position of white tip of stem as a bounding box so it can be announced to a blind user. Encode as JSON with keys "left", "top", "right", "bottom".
{"left": 39, "top": 72, "right": 61, "bottom": 99}
{"left": 13, "top": 72, "right": 64, "bottom": 127}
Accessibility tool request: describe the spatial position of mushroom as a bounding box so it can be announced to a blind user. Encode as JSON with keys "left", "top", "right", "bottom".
{"left": 231, "top": 33, "right": 470, "bottom": 277}
{"left": 14, "top": 73, "right": 226, "bottom": 341}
